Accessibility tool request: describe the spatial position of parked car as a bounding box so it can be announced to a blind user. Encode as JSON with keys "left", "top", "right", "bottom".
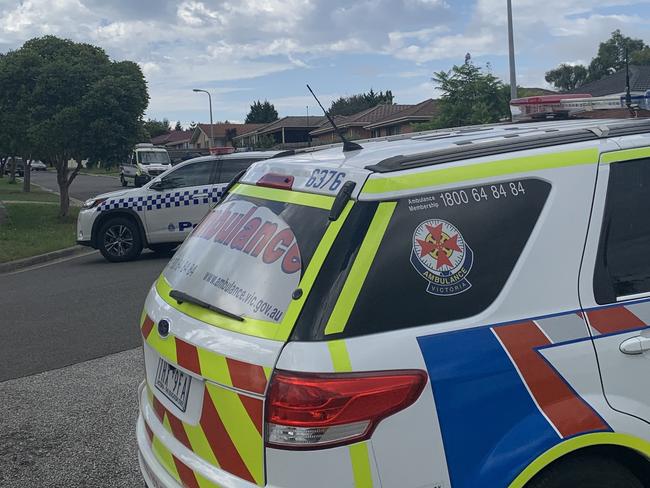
{"left": 77, "top": 150, "right": 293, "bottom": 262}
{"left": 30, "top": 160, "right": 47, "bottom": 171}
{"left": 136, "top": 118, "right": 650, "bottom": 488}
{"left": 3, "top": 157, "right": 25, "bottom": 176}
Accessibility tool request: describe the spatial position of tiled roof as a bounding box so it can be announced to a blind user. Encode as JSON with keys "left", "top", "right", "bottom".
{"left": 195, "top": 123, "right": 265, "bottom": 139}
{"left": 235, "top": 116, "right": 327, "bottom": 138}
{"left": 566, "top": 65, "right": 650, "bottom": 97}
{"left": 150, "top": 130, "right": 193, "bottom": 145}
{"left": 310, "top": 104, "right": 411, "bottom": 135}
{"left": 364, "top": 99, "right": 438, "bottom": 128}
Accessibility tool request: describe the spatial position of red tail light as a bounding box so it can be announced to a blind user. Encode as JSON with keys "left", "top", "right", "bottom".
{"left": 257, "top": 173, "right": 294, "bottom": 190}
{"left": 265, "top": 369, "right": 427, "bottom": 449}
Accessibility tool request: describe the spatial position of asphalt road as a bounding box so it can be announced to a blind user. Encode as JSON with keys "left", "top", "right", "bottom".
{"left": 0, "top": 251, "right": 168, "bottom": 381}
{"left": 29, "top": 170, "right": 124, "bottom": 201}
{"left": 0, "top": 348, "right": 143, "bottom": 488}
{"left": 0, "top": 251, "right": 170, "bottom": 487}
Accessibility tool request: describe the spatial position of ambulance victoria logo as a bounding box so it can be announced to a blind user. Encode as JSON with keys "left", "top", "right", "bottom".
{"left": 410, "top": 219, "right": 474, "bottom": 296}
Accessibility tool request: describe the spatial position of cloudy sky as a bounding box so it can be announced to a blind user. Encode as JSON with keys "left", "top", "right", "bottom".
{"left": 1, "top": 0, "right": 649, "bottom": 125}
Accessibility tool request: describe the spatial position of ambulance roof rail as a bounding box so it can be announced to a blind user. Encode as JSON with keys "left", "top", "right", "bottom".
{"left": 365, "top": 119, "right": 650, "bottom": 173}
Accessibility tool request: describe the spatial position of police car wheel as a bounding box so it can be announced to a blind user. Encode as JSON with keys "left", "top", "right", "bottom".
{"left": 149, "top": 243, "right": 177, "bottom": 255}
{"left": 98, "top": 218, "right": 143, "bottom": 262}
{"left": 527, "top": 454, "right": 642, "bottom": 488}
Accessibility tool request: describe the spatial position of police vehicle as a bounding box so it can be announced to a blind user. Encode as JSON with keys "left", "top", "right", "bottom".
{"left": 120, "top": 143, "right": 173, "bottom": 187}
{"left": 137, "top": 118, "right": 650, "bottom": 488}
{"left": 77, "top": 151, "right": 289, "bottom": 262}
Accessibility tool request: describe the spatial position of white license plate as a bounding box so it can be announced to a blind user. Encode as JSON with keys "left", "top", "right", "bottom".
{"left": 154, "top": 358, "right": 192, "bottom": 412}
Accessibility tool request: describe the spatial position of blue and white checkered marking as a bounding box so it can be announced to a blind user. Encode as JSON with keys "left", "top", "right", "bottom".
{"left": 97, "top": 187, "right": 223, "bottom": 212}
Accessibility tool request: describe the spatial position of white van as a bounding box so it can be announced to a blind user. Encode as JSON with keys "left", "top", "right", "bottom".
{"left": 136, "top": 117, "right": 650, "bottom": 488}
{"left": 77, "top": 151, "right": 291, "bottom": 262}
{"left": 121, "top": 144, "right": 173, "bottom": 187}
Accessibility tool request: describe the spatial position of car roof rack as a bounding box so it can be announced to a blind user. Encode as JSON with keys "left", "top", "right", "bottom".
{"left": 365, "top": 119, "right": 650, "bottom": 173}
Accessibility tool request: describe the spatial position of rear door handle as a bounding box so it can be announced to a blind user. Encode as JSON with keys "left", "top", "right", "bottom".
{"left": 620, "top": 336, "right": 650, "bottom": 355}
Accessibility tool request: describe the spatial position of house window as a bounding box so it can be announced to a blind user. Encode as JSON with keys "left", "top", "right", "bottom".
{"left": 371, "top": 129, "right": 381, "bottom": 138}
{"left": 387, "top": 126, "right": 400, "bottom": 136}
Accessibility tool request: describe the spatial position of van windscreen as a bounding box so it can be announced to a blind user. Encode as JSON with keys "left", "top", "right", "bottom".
{"left": 161, "top": 192, "right": 330, "bottom": 324}
{"left": 139, "top": 151, "right": 171, "bottom": 165}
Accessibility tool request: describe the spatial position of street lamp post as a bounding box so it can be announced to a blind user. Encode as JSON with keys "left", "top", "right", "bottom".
{"left": 507, "top": 0, "right": 518, "bottom": 100}
{"left": 193, "top": 89, "right": 214, "bottom": 151}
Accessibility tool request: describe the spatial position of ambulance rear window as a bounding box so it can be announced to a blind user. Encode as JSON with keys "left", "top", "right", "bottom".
{"left": 161, "top": 192, "right": 329, "bottom": 324}
{"left": 292, "top": 178, "right": 551, "bottom": 340}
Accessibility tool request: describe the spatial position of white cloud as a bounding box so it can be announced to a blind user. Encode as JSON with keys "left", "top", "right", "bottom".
{"left": 1, "top": 0, "right": 650, "bottom": 119}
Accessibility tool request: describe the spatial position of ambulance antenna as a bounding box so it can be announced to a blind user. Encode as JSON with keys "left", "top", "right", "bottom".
{"left": 306, "top": 84, "right": 362, "bottom": 152}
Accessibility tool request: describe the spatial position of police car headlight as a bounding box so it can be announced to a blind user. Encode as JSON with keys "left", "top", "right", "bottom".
{"left": 82, "top": 198, "right": 106, "bottom": 209}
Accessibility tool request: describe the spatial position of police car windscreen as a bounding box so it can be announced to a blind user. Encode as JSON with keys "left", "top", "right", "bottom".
{"left": 139, "top": 151, "right": 170, "bottom": 164}
{"left": 161, "top": 193, "right": 330, "bottom": 324}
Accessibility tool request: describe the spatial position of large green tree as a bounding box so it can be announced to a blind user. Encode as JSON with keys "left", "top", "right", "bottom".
{"left": 545, "top": 30, "right": 648, "bottom": 90}
{"left": 143, "top": 118, "right": 171, "bottom": 138}
{"left": 0, "top": 36, "right": 148, "bottom": 217}
{"left": 631, "top": 47, "right": 650, "bottom": 65}
{"left": 545, "top": 64, "right": 589, "bottom": 91}
{"left": 245, "top": 100, "right": 278, "bottom": 124}
{"left": 329, "top": 89, "right": 394, "bottom": 116}
{"left": 416, "top": 62, "right": 509, "bottom": 130}
{"left": 588, "top": 29, "right": 646, "bottom": 81}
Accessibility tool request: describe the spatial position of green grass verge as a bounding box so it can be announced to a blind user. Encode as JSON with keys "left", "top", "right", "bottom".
{"left": 0, "top": 178, "right": 60, "bottom": 203}
{"left": 80, "top": 167, "right": 120, "bottom": 176}
{"left": 0, "top": 203, "right": 79, "bottom": 262}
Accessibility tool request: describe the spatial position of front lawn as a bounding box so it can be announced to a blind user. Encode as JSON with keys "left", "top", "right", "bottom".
{"left": 0, "top": 178, "right": 59, "bottom": 203}
{"left": 0, "top": 203, "right": 79, "bottom": 262}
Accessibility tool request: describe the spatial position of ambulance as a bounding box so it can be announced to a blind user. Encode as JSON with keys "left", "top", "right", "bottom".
{"left": 137, "top": 118, "right": 650, "bottom": 488}
{"left": 77, "top": 151, "right": 289, "bottom": 262}
{"left": 121, "top": 144, "right": 173, "bottom": 187}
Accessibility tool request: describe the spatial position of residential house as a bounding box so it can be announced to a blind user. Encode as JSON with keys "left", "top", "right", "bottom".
{"left": 309, "top": 100, "right": 438, "bottom": 144}
{"left": 150, "top": 130, "right": 193, "bottom": 149}
{"left": 234, "top": 116, "right": 326, "bottom": 148}
{"left": 191, "top": 123, "right": 265, "bottom": 149}
{"left": 364, "top": 99, "right": 439, "bottom": 137}
{"left": 565, "top": 65, "right": 650, "bottom": 119}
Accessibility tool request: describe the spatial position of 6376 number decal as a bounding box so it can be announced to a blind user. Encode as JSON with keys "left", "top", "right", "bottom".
{"left": 305, "top": 169, "right": 346, "bottom": 192}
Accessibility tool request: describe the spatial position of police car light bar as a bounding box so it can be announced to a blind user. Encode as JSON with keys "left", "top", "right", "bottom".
{"left": 257, "top": 173, "right": 294, "bottom": 190}
{"left": 265, "top": 369, "right": 427, "bottom": 450}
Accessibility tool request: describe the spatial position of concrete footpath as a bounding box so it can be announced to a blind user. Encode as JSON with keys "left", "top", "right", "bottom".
{"left": 0, "top": 348, "right": 143, "bottom": 487}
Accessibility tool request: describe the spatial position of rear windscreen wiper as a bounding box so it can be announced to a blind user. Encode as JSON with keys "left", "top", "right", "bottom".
{"left": 169, "top": 289, "right": 244, "bottom": 322}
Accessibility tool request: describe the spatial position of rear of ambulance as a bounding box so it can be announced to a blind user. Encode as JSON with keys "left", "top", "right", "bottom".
{"left": 136, "top": 158, "right": 434, "bottom": 488}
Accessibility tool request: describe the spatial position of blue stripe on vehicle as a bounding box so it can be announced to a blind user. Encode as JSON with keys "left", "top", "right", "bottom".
{"left": 417, "top": 326, "right": 559, "bottom": 488}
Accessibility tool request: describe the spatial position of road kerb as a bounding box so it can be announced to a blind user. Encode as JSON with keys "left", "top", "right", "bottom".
{"left": 27, "top": 180, "right": 84, "bottom": 206}
{"left": 0, "top": 246, "right": 94, "bottom": 274}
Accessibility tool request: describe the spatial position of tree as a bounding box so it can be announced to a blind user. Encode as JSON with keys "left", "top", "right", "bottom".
{"left": 588, "top": 30, "right": 646, "bottom": 81}
{"left": 545, "top": 64, "right": 589, "bottom": 91}
{"left": 631, "top": 47, "right": 650, "bottom": 65}
{"left": 245, "top": 100, "right": 278, "bottom": 124}
{"left": 545, "top": 30, "right": 648, "bottom": 90}
{"left": 416, "top": 62, "right": 509, "bottom": 130}
{"left": 329, "top": 89, "right": 394, "bottom": 116}
{"left": 174, "top": 121, "right": 183, "bottom": 131}
{"left": 143, "top": 118, "right": 171, "bottom": 139}
{"left": 0, "top": 36, "right": 149, "bottom": 217}
{"left": 188, "top": 121, "right": 198, "bottom": 131}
